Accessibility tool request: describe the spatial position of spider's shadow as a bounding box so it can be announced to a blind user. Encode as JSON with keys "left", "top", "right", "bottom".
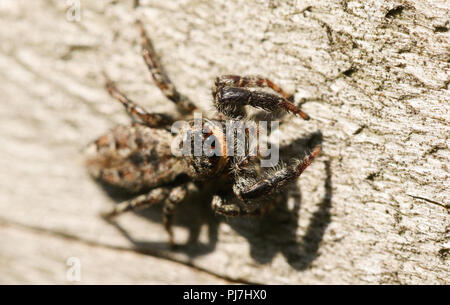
{"left": 99, "top": 131, "right": 332, "bottom": 271}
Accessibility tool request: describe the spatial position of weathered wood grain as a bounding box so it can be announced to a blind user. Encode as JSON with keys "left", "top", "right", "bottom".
{"left": 0, "top": 0, "right": 448, "bottom": 284}
{"left": 0, "top": 222, "right": 230, "bottom": 284}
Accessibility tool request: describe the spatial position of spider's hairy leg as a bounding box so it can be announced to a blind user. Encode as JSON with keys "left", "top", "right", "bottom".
{"left": 236, "top": 145, "right": 320, "bottom": 200}
{"left": 211, "top": 195, "right": 241, "bottom": 216}
{"left": 100, "top": 185, "right": 188, "bottom": 246}
{"left": 103, "top": 73, "right": 174, "bottom": 127}
{"left": 211, "top": 194, "right": 277, "bottom": 217}
{"left": 100, "top": 187, "right": 170, "bottom": 218}
{"left": 213, "top": 85, "right": 310, "bottom": 120}
{"left": 137, "top": 20, "right": 197, "bottom": 114}
{"left": 215, "top": 75, "right": 294, "bottom": 101}
{"left": 162, "top": 185, "right": 188, "bottom": 247}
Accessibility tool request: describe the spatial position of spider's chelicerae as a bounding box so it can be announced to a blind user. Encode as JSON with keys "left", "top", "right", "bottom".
{"left": 85, "top": 21, "right": 320, "bottom": 246}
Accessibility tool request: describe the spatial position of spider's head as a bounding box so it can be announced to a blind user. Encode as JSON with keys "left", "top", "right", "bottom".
{"left": 187, "top": 154, "right": 225, "bottom": 180}
{"left": 175, "top": 119, "right": 229, "bottom": 180}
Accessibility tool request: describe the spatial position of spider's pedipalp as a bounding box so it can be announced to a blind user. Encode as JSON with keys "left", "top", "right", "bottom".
{"left": 212, "top": 195, "right": 241, "bottom": 216}
{"left": 212, "top": 195, "right": 270, "bottom": 217}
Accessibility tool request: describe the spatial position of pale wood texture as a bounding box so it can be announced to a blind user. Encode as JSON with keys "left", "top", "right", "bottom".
{"left": 0, "top": 0, "right": 448, "bottom": 284}
{"left": 0, "top": 222, "right": 230, "bottom": 284}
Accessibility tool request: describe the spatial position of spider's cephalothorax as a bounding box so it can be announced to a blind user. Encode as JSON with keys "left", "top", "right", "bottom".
{"left": 85, "top": 21, "right": 320, "bottom": 246}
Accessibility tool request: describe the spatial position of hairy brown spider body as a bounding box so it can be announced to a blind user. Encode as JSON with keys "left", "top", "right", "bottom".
{"left": 85, "top": 21, "right": 320, "bottom": 246}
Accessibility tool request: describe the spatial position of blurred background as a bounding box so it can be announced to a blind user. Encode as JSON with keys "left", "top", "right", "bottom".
{"left": 0, "top": 0, "right": 448, "bottom": 284}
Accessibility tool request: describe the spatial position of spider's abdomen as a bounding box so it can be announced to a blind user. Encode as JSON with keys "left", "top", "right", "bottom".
{"left": 84, "top": 123, "right": 186, "bottom": 192}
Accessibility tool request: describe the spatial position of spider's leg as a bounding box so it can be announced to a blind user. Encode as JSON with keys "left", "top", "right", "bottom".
{"left": 211, "top": 194, "right": 279, "bottom": 217}
{"left": 215, "top": 75, "right": 293, "bottom": 101}
{"left": 100, "top": 187, "right": 170, "bottom": 218}
{"left": 162, "top": 185, "right": 188, "bottom": 246}
{"left": 137, "top": 20, "right": 197, "bottom": 114}
{"left": 104, "top": 73, "right": 174, "bottom": 127}
{"left": 212, "top": 195, "right": 258, "bottom": 216}
{"left": 213, "top": 86, "right": 310, "bottom": 120}
{"left": 236, "top": 145, "right": 320, "bottom": 201}
{"left": 101, "top": 185, "right": 188, "bottom": 246}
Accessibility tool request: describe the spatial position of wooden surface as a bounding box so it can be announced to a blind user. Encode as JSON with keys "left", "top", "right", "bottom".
{"left": 0, "top": 0, "right": 448, "bottom": 284}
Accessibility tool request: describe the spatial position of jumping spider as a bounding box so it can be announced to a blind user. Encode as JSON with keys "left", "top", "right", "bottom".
{"left": 85, "top": 20, "right": 320, "bottom": 246}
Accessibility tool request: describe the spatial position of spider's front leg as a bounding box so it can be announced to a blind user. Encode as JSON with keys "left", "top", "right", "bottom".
{"left": 215, "top": 75, "right": 294, "bottom": 101}
{"left": 103, "top": 73, "right": 174, "bottom": 127}
{"left": 237, "top": 145, "right": 320, "bottom": 201}
{"left": 212, "top": 75, "right": 310, "bottom": 120}
{"left": 212, "top": 146, "right": 320, "bottom": 217}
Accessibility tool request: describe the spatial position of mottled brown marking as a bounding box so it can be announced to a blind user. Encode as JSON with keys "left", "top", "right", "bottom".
{"left": 115, "top": 132, "right": 130, "bottom": 149}
{"left": 96, "top": 134, "right": 110, "bottom": 148}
